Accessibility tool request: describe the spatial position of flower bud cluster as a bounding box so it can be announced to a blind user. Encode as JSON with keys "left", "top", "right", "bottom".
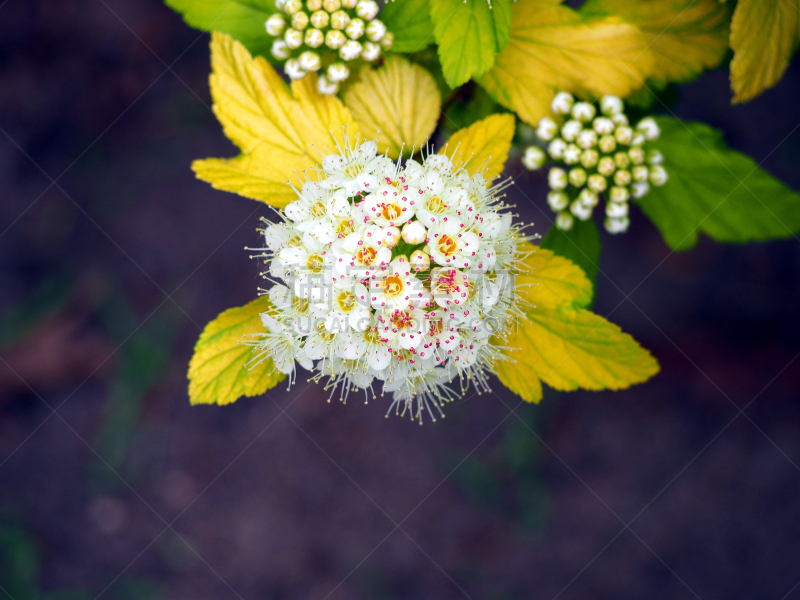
{"left": 266, "top": 0, "right": 393, "bottom": 95}
{"left": 252, "top": 140, "right": 521, "bottom": 422}
{"left": 522, "top": 92, "right": 668, "bottom": 234}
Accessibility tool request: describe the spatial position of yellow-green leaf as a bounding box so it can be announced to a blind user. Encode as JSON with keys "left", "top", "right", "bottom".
{"left": 479, "top": 0, "right": 654, "bottom": 127}
{"left": 342, "top": 57, "right": 441, "bottom": 158}
{"left": 730, "top": 0, "right": 800, "bottom": 103}
{"left": 515, "top": 243, "right": 593, "bottom": 309}
{"left": 194, "top": 32, "right": 358, "bottom": 207}
{"left": 442, "top": 113, "right": 515, "bottom": 180}
{"left": 188, "top": 296, "right": 285, "bottom": 405}
{"left": 581, "top": 0, "right": 731, "bottom": 83}
{"left": 495, "top": 241, "right": 657, "bottom": 403}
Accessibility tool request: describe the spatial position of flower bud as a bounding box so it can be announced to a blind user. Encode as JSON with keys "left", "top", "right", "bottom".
{"left": 615, "top": 126, "right": 633, "bottom": 145}
{"left": 598, "top": 134, "right": 616, "bottom": 154}
{"left": 361, "top": 41, "right": 381, "bottom": 61}
{"left": 343, "top": 0, "right": 358, "bottom": 8}
{"left": 366, "top": 19, "right": 387, "bottom": 42}
{"left": 322, "top": 0, "right": 341, "bottom": 11}
{"left": 327, "top": 61, "right": 350, "bottom": 82}
{"left": 537, "top": 117, "right": 558, "bottom": 141}
{"left": 580, "top": 149, "right": 599, "bottom": 169}
{"left": 356, "top": 0, "right": 379, "bottom": 20}
{"left": 284, "top": 58, "right": 306, "bottom": 80}
{"left": 570, "top": 200, "right": 593, "bottom": 221}
{"left": 577, "top": 129, "right": 597, "bottom": 149}
{"left": 561, "top": 119, "right": 582, "bottom": 142}
{"left": 563, "top": 144, "right": 581, "bottom": 165}
{"left": 291, "top": 11, "right": 309, "bottom": 30}
{"left": 310, "top": 10, "right": 330, "bottom": 28}
{"left": 613, "top": 169, "right": 631, "bottom": 186}
{"left": 646, "top": 149, "right": 664, "bottom": 165}
{"left": 304, "top": 28, "right": 325, "bottom": 47}
{"left": 384, "top": 226, "right": 401, "bottom": 248}
{"left": 331, "top": 10, "right": 351, "bottom": 29}
{"left": 630, "top": 133, "right": 646, "bottom": 147}
{"left": 284, "top": 27, "right": 303, "bottom": 49}
{"left": 306, "top": 0, "right": 323, "bottom": 10}
{"left": 299, "top": 50, "right": 321, "bottom": 71}
{"left": 609, "top": 186, "right": 630, "bottom": 203}
{"left": 631, "top": 181, "right": 650, "bottom": 199}
{"left": 266, "top": 13, "right": 287, "bottom": 36}
{"left": 606, "top": 200, "right": 629, "bottom": 218}
{"left": 597, "top": 156, "right": 616, "bottom": 176}
{"left": 593, "top": 117, "right": 614, "bottom": 135}
{"left": 600, "top": 95, "right": 623, "bottom": 116}
{"left": 548, "top": 167, "right": 568, "bottom": 190}
{"left": 636, "top": 117, "right": 660, "bottom": 141}
{"left": 410, "top": 250, "right": 430, "bottom": 273}
{"left": 275, "top": 0, "right": 288, "bottom": 10}
{"left": 402, "top": 221, "right": 427, "bottom": 245}
{"left": 605, "top": 216, "right": 630, "bottom": 234}
{"left": 548, "top": 138, "right": 567, "bottom": 160}
{"left": 587, "top": 174, "right": 607, "bottom": 193}
{"left": 325, "top": 29, "right": 347, "bottom": 49}
{"left": 316, "top": 74, "right": 339, "bottom": 95}
{"left": 569, "top": 167, "right": 587, "bottom": 187}
{"left": 271, "top": 38, "right": 291, "bottom": 60}
{"left": 628, "top": 147, "right": 645, "bottom": 165}
{"left": 522, "top": 146, "right": 546, "bottom": 170}
{"left": 556, "top": 211, "right": 574, "bottom": 231}
{"left": 611, "top": 113, "right": 629, "bottom": 127}
{"left": 614, "top": 152, "right": 630, "bottom": 169}
{"left": 551, "top": 91, "right": 574, "bottom": 115}
{"left": 346, "top": 17, "right": 365, "bottom": 39}
{"left": 283, "top": 0, "right": 303, "bottom": 14}
{"left": 547, "top": 191, "right": 570, "bottom": 211}
{"left": 571, "top": 101, "right": 596, "bottom": 122}
{"left": 339, "top": 39, "right": 362, "bottom": 60}
{"left": 631, "top": 165, "right": 649, "bottom": 182}
{"left": 379, "top": 31, "right": 394, "bottom": 49}
{"left": 649, "top": 165, "right": 668, "bottom": 186}
{"left": 578, "top": 188, "right": 598, "bottom": 207}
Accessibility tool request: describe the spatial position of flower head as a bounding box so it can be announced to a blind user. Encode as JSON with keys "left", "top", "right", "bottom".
{"left": 522, "top": 93, "right": 668, "bottom": 234}
{"left": 265, "top": 0, "right": 392, "bottom": 94}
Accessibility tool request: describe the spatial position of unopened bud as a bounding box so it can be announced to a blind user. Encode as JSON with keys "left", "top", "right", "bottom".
{"left": 556, "top": 211, "right": 574, "bottom": 231}
{"left": 331, "top": 10, "right": 351, "bottom": 29}
{"left": 361, "top": 41, "right": 381, "bottom": 61}
{"left": 306, "top": 0, "right": 323, "bottom": 10}
{"left": 356, "top": 0, "right": 379, "bottom": 20}
{"left": 548, "top": 138, "right": 567, "bottom": 160}
{"left": 646, "top": 149, "right": 664, "bottom": 165}
{"left": 570, "top": 200, "right": 593, "bottom": 221}
{"left": 548, "top": 167, "right": 568, "bottom": 190}
{"left": 547, "top": 191, "right": 570, "bottom": 211}
{"left": 636, "top": 117, "right": 660, "bottom": 141}
{"left": 522, "top": 146, "right": 546, "bottom": 170}
{"left": 630, "top": 133, "right": 646, "bottom": 147}
{"left": 322, "top": 0, "right": 341, "bottom": 11}
{"left": 384, "top": 226, "right": 401, "bottom": 248}
{"left": 587, "top": 174, "right": 607, "bottom": 193}
{"left": 266, "top": 13, "right": 287, "bottom": 36}
{"left": 561, "top": 120, "right": 582, "bottom": 142}
{"left": 605, "top": 216, "right": 630, "bottom": 234}
{"left": 551, "top": 92, "right": 574, "bottom": 116}
{"left": 614, "top": 169, "right": 631, "bottom": 186}
{"left": 615, "top": 126, "right": 633, "bottom": 145}
{"left": 271, "top": 38, "right": 291, "bottom": 60}
{"left": 569, "top": 167, "right": 587, "bottom": 187}
{"left": 600, "top": 95, "right": 623, "bottom": 116}
{"left": 631, "top": 181, "right": 650, "bottom": 199}
{"left": 339, "top": 39, "right": 362, "bottom": 60}
{"left": 537, "top": 117, "right": 558, "bottom": 141}
{"left": 628, "top": 147, "right": 645, "bottom": 165}
{"left": 346, "top": 17, "right": 365, "bottom": 39}
{"left": 325, "top": 29, "right": 347, "bottom": 49}
{"left": 578, "top": 188, "right": 598, "bottom": 207}
{"left": 284, "top": 27, "right": 303, "bottom": 49}
{"left": 598, "top": 134, "right": 616, "bottom": 154}
{"left": 580, "top": 149, "right": 599, "bottom": 169}
{"left": 291, "top": 11, "right": 309, "bottom": 30}
{"left": 593, "top": 117, "right": 615, "bottom": 135}
{"left": 402, "top": 221, "right": 427, "bottom": 245}
{"left": 631, "top": 165, "right": 649, "bottom": 182}
{"left": 342, "top": 0, "right": 358, "bottom": 8}
{"left": 597, "top": 156, "right": 616, "bottom": 176}
{"left": 310, "top": 10, "right": 330, "bottom": 28}
{"left": 571, "top": 101, "right": 596, "bottom": 122}
{"left": 614, "top": 152, "right": 630, "bottom": 169}
{"left": 284, "top": 58, "right": 306, "bottom": 80}
{"left": 283, "top": 0, "right": 303, "bottom": 14}
{"left": 299, "top": 50, "right": 321, "bottom": 71}
{"left": 305, "top": 28, "right": 325, "bottom": 47}
{"left": 327, "top": 62, "right": 350, "bottom": 82}
{"left": 366, "top": 19, "right": 387, "bottom": 42}
{"left": 577, "top": 129, "right": 597, "bottom": 149}
{"left": 316, "top": 75, "right": 339, "bottom": 95}
{"left": 611, "top": 113, "right": 629, "bottom": 127}
{"left": 409, "top": 250, "right": 430, "bottom": 273}
{"left": 649, "top": 165, "right": 668, "bottom": 186}
{"left": 609, "top": 186, "right": 630, "bottom": 203}
{"left": 563, "top": 144, "right": 581, "bottom": 165}
{"left": 379, "top": 31, "right": 393, "bottom": 49}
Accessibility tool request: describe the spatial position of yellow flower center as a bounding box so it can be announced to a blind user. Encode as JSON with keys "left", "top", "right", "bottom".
{"left": 309, "top": 201, "right": 327, "bottom": 218}
{"left": 381, "top": 203, "right": 403, "bottom": 221}
{"left": 336, "top": 219, "right": 355, "bottom": 237}
{"left": 426, "top": 196, "right": 446, "bottom": 214}
{"left": 382, "top": 274, "right": 404, "bottom": 297}
{"left": 436, "top": 235, "right": 458, "bottom": 257}
{"left": 317, "top": 322, "right": 335, "bottom": 342}
{"left": 336, "top": 290, "right": 356, "bottom": 312}
{"left": 356, "top": 245, "right": 378, "bottom": 266}
{"left": 293, "top": 296, "right": 309, "bottom": 313}
{"left": 364, "top": 327, "right": 382, "bottom": 344}
{"left": 307, "top": 254, "right": 324, "bottom": 273}
{"left": 344, "top": 163, "right": 363, "bottom": 179}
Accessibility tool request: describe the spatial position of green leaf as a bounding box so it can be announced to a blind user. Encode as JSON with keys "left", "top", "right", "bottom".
{"left": 380, "top": 0, "right": 435, "bottom": 53}
{"left": 165, "top": 0, "right": 278, "bottom": 60}
{"left": 430, "top": 0, "right": 513, "bottom": 88}
{"left": 637, "top": 117, "right": 800, "bottom": 250}
{"left": 730, "top": 0, "right": 800, "bottom": 103}
{"left": 540, "top": 219, "right": 601, "bottom": 295}
{"left": 188, "top": 296, "right": 285, "bottom": 405}
{"left": 443, "top": 84, "right": 501, "bottom": 132}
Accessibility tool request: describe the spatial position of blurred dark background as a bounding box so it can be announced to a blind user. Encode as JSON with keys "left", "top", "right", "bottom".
{"left": 1, "top": 1, "right": 800, "bottom": 598}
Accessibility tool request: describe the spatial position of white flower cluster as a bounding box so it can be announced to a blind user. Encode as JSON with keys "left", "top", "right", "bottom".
{"left": 251, "top": 139, "right": 521, "bottom": 422}
{"left": 266, "top": 0, "right": 393, "bottom": 95}
{"left": 522, "top": 92, "right": 668, "bottom": 234}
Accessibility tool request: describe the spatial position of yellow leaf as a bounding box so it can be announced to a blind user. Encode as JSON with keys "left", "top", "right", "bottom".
{"left": 442, "top": 113, "right": 515, "bottom": 180}
{"left": 342, "top": 57, "right": 441, "bottom": 158}
{"left": 500, "top": 306, "right": 659, "bottom": 402}
{"left": 582, "top": 0, "right": 731, "bottom": 83}
{"left": 495, "top": 358, "right": 544, "bottom": 403}
{"left": 479, "top": 0, "right": 654, "bottom": 127}
{"left": 188, "top": 296, "right": 285, "bottom": 405}
{"left": 730, "top": 0, "right": 800, "bottom": 103}
{"left": 194, "top": 32, "right": 358, "bottom": 207}
{"left": 515, "top": 242, "right": 593, "bottom": 309}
